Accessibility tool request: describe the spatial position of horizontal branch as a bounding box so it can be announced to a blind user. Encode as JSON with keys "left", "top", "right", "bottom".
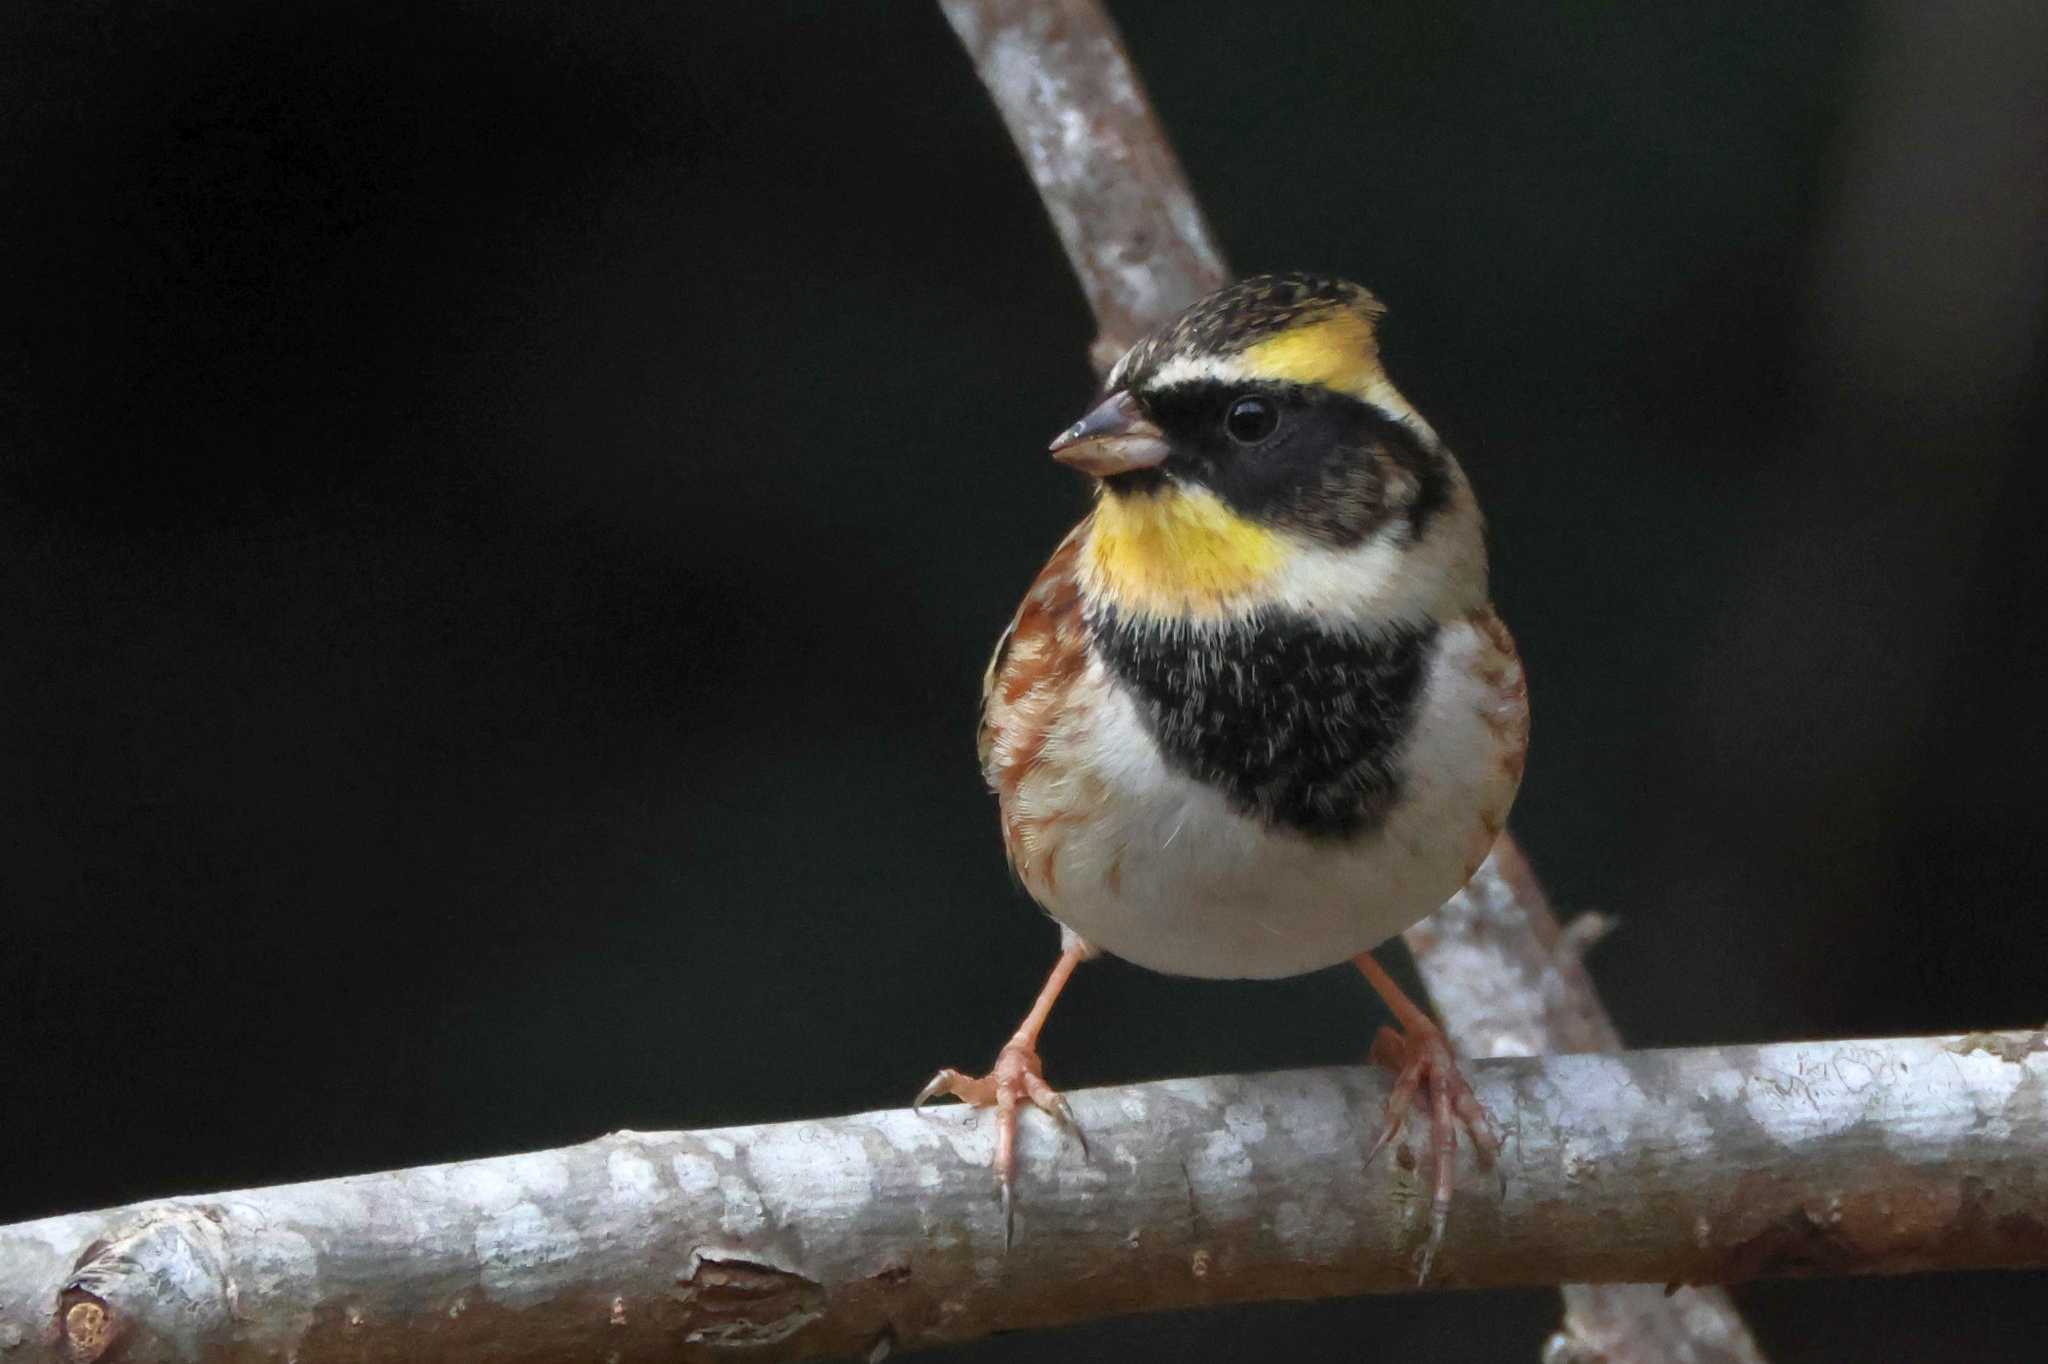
{"left": 4, "top": 1030, "right": 2042, "bottom": 1363}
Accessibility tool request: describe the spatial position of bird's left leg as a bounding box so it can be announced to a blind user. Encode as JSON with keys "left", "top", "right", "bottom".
{"left": 916, "top": 932, "right": 1093, "bottom": 1242}
{"left": 1354, "top": 950, "right": 1499, "bottom": 1279}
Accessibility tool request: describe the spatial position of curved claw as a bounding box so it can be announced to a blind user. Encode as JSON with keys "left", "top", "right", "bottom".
{"left": 1058, "top": 1098, "right": 1090, "bottom": 1157}
{"left": 1362, "top": 1115, "right": 1402, "bottom": 1171}
{"left": 913, "top": 1069, "right": 953, "bottom": 1111}
{"left": 912, "top": 1040, "right": 1084, "bottom": 1248}
{"left": 1023, "top": 1072, "right": 1089, "bottom": 1155}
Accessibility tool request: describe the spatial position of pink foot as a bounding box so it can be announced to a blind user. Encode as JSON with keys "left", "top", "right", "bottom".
{"left": 1364, "top": 1022, "right": 1500, "bottom": 1281}
{"left": 915, "top": 1040, "right": 1084, "bottom": 1245}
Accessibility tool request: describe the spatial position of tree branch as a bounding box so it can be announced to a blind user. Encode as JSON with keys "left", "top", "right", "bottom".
{"left": 937, "top": 1, "right": 1767, "bottom": 1357}
{"left": 3, "top": 1031, "right": 2042, "bottom": 1363}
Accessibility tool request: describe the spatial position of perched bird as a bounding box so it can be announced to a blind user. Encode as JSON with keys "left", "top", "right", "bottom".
{"left": 918, "top": 273, "right": 1529, "bottom": 1274}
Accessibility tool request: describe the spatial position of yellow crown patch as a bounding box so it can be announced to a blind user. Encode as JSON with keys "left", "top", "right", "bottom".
{"left": 1239, "top": 309, "right": 1382, "bottom": 398}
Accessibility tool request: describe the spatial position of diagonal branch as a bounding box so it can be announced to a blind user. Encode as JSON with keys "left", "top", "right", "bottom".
{"left": 937, "top": 1, "right": 1769, "bottom": 1358}
{"left": 3, "top": 1031, "right": 2044, "bottom": 1363}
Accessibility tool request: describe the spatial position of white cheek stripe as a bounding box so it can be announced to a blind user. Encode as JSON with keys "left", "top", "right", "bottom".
{"left": 1270, "top": 522, "right": 1481, "bottom": 628}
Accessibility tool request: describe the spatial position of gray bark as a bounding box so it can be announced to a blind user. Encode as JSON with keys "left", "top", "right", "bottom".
{"left": 4, "top": 1031, "right": 2043, "bottom": 1363}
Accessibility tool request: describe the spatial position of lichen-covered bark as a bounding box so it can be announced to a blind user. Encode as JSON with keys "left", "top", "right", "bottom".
{"left": 2, "top": 1032, "right": 2041, "bottom": 1363}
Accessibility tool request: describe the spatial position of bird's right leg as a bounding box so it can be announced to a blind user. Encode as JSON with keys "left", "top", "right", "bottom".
{"left": 915, "top": 932, "right": 1093, "bottom": 1243}
{"left": 1354, "top": 950, "right": 1500, "bottom": 1281}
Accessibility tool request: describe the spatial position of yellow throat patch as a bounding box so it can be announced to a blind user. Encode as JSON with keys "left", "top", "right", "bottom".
{"left": 1082, "top": 484, "right": 1287, "bottom": 617}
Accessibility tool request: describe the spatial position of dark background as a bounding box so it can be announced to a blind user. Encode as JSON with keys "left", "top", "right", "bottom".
{"left": 6, "top": 2, "right": 2046, "bottom": 1359}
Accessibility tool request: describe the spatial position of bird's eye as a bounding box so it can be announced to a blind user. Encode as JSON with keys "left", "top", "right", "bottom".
{"left": 1224, "top": 394, "right": 1279, "bottom": 445}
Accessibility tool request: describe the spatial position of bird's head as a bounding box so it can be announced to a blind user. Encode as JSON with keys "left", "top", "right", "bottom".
{"left": 1053, "top": 273, "right": 1483, "bottom": 624}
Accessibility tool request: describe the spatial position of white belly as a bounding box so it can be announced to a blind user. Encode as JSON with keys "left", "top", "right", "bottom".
{"left": 1028, "top": 614, "right": 1525, "bottom": 979}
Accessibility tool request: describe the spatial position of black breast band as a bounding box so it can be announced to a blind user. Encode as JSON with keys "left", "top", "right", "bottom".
{"left": 1089, "top": 605, "right": 1439, "bottom": 839}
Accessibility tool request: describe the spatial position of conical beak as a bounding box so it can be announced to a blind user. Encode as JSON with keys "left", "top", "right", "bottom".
{"left": 1048, "top": 390, "right": 1171, "bottom": 477}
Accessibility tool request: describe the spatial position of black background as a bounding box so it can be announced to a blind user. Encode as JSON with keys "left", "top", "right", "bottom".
{"left": 7, "top": 3, "right": 2046, "bottom": 1360}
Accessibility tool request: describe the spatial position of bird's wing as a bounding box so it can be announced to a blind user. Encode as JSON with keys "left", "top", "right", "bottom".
{"left": 978, "top": 518, "right": 1091, "bottom": 781}
{"left": 977, "top": 616, "right": 1019, "bottom": 774}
